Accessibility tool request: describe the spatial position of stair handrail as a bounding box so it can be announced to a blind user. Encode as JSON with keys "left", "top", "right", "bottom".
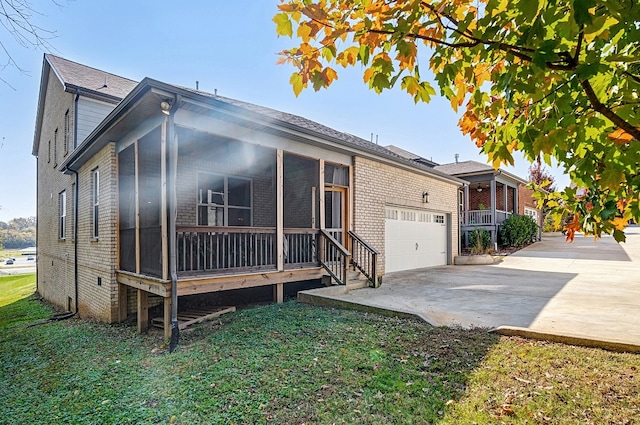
{"left": 347, "top": 230, "right": 379, "bottom": 287}
{"left": 318, "top": 229, "right": 351, "bottom": 285}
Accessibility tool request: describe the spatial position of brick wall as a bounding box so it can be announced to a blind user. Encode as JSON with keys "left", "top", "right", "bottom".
{"left": 176, "top": 143, "right": 276, "bottom": 227}
{"left": 35, "top": 71, "right": 77, "bottom": 313}
{"left": 518, "top": 184, "right": 542, "bottom": 226}
{"left": 353, "top": 157, "right": 459, "bottom": 276}
{"left": 36, "top": 70, "right": 121, "bottom": 322}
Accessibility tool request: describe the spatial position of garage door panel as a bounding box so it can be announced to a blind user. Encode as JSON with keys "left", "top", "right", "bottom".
{"left": 385, "top": 207, "right": 447, "bottom": 273}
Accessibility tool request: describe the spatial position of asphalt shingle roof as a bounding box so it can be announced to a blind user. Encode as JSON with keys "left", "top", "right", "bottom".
{"left": 47, "top": 54, "right": 138, "bottom": 100}
{"left": 434, "top": 160, "right": 495, "bottom": 176}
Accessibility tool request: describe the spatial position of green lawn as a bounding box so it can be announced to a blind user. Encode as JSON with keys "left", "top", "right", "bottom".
{"left": 1, "top": 275, "right": 638, "bottom": 424}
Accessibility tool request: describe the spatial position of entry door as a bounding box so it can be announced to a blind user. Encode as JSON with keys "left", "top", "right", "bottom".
{"left": 324, "top": 187, "right": 347, "bottom": 245}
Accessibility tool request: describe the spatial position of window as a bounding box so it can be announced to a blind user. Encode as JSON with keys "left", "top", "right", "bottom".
{"left": 59, "top": 191, "right": 66, "bottom": 239}
{"left": 197, "top": 173, "right": 252, "bottom": 226}
{"left": 64, "top": 110, "right": 70, "bottom": 156}
{"left": 324, "top": 163, "right": 349, "bottom": 186}
{"left": 524, "top": 207, "right": 538, "bottom": 222}
{"left": 434, "top": 214, "right": 445, "bottom": 224}
{"left": 92, "top": 168, "right": 99, "bottom": 239}
{"left": 54, "top": 128, "right": 58, "bottom": 167}
{"left": 385, "top": 208, "right": 398, "bottom": 220}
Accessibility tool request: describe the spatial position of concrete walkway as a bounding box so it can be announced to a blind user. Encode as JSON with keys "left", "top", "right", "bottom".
{"left": 300, "top": 227, "right": 640, "bottom": 352}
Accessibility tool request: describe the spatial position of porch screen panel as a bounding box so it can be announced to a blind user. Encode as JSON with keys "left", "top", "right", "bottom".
{"left": 138, "top": 129, "right": 162, "bottom": 277}
{"left": 283, "top": 153, "right": 319, "bottom": 266}
{"left": 118, "top": 145, "right": 136, "bottom": 273}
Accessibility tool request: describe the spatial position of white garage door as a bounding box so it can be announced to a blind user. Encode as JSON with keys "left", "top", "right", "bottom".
{"left": 385, "top": 207, "right": 447, "bottom": 273}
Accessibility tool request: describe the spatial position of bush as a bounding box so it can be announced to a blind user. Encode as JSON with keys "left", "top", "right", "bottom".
{"left": 499, "top": 214, "right": 538, "bottom": 247}
{"left": 468, "top": 228, "right": 491, "bottom": 254}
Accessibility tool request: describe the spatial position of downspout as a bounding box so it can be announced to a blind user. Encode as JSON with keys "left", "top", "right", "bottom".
{"left": 168, "top": 99, "right": 179, "bottom": 352}
{"left": 68, "top": 167, "right": 80, "bottom": 315}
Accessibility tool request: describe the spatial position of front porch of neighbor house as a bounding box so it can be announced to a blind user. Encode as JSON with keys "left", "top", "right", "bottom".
{"left": 115, "top": 121, "right": 378, "bottom": 338}
{"left": 459, "top": 176, "right": 518, "bottom": 246}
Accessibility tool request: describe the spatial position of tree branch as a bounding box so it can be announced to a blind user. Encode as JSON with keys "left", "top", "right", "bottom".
{"left": 581, "top": 79, "right": 640, "bottom": 141}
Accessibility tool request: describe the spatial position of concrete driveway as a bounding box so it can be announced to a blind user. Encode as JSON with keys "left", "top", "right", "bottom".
{"left": 300, "top": 227, "right": 640, "bottom": 351}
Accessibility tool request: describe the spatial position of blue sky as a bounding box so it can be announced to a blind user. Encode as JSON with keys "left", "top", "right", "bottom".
{"left": 0, "top": 0, "right": 568, "bottom": 222}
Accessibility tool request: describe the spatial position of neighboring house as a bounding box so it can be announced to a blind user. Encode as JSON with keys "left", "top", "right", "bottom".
{"left": 33, "top": 55, "right": 464, "bottom": 338}
{"left": 386, "top": 146, "right": 542, "bottom": 246}
{"left": 434, "top": 160, "right": 542, "bottom": 245}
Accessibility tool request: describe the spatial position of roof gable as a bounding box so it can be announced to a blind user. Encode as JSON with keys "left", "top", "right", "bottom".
{"left": 46, "top": 54, "right": 138, "bottom": 100}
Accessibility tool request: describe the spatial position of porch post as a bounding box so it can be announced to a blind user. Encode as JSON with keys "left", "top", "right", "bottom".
{"left": 503, "top": 182, "right": 508, "bottom": 215}
{"left": 273, "top": 282, "right": 284, "bottom": 304}
{"left": 163, "top": 296, "right": 171, "bottom": 340}
{"left": 160, "top": 116, "right": 169, "bottom": 280}
{"left": 319, "top": 160, "right": 325, "bottom": 230}
{"left": 490, "top": 179, "right": 497, "bottom": 244}
{"left": 134, "top": 140, "right": 140, "bottom": 274}
{"left": 276, "top": 149, "right": 284, "bottom": 271}
{"left": 137, "top": 289, "right": 148, "bottom": 333}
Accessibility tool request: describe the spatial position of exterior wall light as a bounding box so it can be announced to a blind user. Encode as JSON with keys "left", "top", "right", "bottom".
{"left": 422, "top": 191, "right": 429, "bottom": 203}
{"left": 160, "top": 101, "right": 172, "bottom": 115}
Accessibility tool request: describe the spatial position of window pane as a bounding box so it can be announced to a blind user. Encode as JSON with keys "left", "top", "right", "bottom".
{"left": 228, "top": 177, "right": 251, "bottom": 207}
{"left": 324, "top": 163, "right": 349, "bottom": 186}
{"left": 228, "top": 208, "right": 250, "bottom": 226}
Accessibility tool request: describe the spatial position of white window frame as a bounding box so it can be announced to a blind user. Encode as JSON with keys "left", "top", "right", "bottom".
{"left": 524, "top": 207, "right": 538, "bottom": 222}
{"left": 92, "top": 168, "right": 99, "bottom": 239}
{"left": 196, "top": 172, "right": 253, "bottom": 226}
{"left": 59, "top": 190, "right": 66, "bottom": 240}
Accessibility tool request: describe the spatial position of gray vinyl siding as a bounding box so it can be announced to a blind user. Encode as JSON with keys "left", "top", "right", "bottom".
{"left": 76, "top": 98, "right": 116, "bottom": 146}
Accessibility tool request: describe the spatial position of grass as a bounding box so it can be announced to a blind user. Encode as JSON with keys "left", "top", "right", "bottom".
{"left": 1, "top": 276, "right": 639, "bottom": 424}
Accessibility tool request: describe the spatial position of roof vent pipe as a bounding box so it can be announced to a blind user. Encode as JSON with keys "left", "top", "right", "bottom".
{"left": 196, "top": 81, "right": 199, "bottom": 90}
{"left": 455, "top": 153, "right": 459, "bottom": 163}
{"left": 102, "top": 76, "right": 108, "bottom": 88}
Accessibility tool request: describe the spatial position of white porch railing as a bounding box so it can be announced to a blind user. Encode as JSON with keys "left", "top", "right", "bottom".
{"left": 461, "top": 210, "right": 513, "bottom": 226}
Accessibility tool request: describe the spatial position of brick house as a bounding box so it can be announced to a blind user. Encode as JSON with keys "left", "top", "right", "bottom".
{"left": 32, "top": 55, "right": 464, "bottom": 339}
{"left": 434, "top": 161, "right": 543, "bottom": 246}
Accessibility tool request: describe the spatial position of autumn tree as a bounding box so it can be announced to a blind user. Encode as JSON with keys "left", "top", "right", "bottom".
{"left": 274, "top": 0, "right": 640, "bottom": 242}
{"left": 528, "top": 159, "right": 556, "bottom": 193}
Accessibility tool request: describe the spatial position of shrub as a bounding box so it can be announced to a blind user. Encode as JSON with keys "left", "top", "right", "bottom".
{"left": 542, "top": 213, "right": 558, "bottom": 232}
{"left": 499, "top": 214, "right": 538, "bottom": 247}
{"left": 468, "top": 228, "right": 491, "bottom": 254}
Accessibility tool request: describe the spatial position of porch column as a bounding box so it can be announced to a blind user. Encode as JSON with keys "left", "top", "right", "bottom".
{"left": 134, "top": 140, "right": 141, "bottom": 274}
{"left": 503, "top": 183, "right": 508, "bottom": 215}
{"left": 160, "top": 116, "right": 169, "bottom": 280}
{"left": 276, "top": 149, "right": 284, "bottom": 271}
{"left": 463, "top": 185, "right": 469, "bottom": 247}
{"left": 490, "top": 179, "right": 497, "bottom": 244}
{"left": 319, "top": 160, "right": 325, "bottom": 230}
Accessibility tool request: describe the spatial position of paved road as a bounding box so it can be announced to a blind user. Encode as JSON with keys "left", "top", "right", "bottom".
{"left": 301, "top": 227, "right": 640, "bottom": 351}
{"left": 0, "top": 256, "right": 36, "bottom": 276}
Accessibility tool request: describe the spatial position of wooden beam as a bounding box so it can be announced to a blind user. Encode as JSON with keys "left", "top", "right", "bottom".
{"left": 134, "top": 140, "right": 140, "bottom": 274}
{"left": 177, "top": 268, "right": 326, "bottom": 296}
{"left": 118, "top": 283, "right": 128, "bottom": 322}
{"left": 276, "top": 149, "right": 284, "bottom": 271}
{"left": 163, "top": 297, "right": 171, "bottom": 340}
{"left": 319, "top": 160, "right": 325, "bottom": 230}
{"left": 137, "top": 289, "right": 149, "bottom": 333}
{"left": 348, "top": 162, "right": 354, "bottom": 233}
{"left": 116, "top": 272, "right": 169, "bottom": 297}
{"left": 273, "top": 282, "right": 284, "bottom": 304}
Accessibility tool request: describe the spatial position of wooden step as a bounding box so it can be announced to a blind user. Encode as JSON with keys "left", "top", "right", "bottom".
{"left": 152, "top": 306, "right": 236, "bottom": 330}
